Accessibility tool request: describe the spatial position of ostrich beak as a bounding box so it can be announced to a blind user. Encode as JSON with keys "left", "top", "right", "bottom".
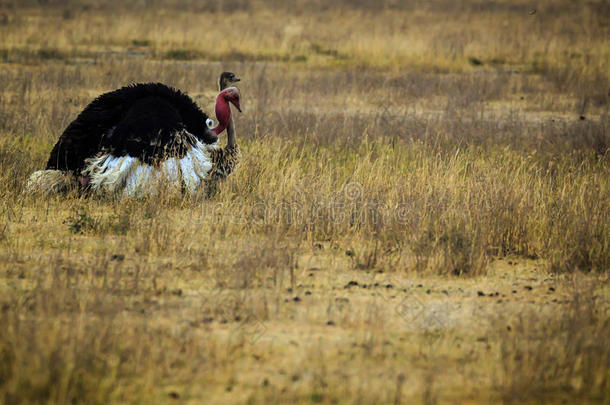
{"left": 231, "top": 77, "right": 241, "bottom": 83}
{"left": 231, "top": 99, "right": 242, "bottom": 113}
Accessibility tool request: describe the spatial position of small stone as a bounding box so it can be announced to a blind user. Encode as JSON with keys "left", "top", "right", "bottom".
{"left": 468, "top": 56, "right": 483, "bottom": 66}
{"left": 326, "top": 320, "right": 335, "bottom": 326}
{"left": 305, "top": 291, "right": 312, "bottom": 296}
{"left": 293, "top": 296, "right": 301, "bottom": 302}
{"left": 477, "top": 291, "right": 485, "bottom": 297}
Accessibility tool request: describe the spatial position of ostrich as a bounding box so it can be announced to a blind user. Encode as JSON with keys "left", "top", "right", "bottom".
{"left": 26, "top": 72, "right": 242, "bottom": 197}
{"left": 205, "top": 71, "right": 242, "bottom": 196}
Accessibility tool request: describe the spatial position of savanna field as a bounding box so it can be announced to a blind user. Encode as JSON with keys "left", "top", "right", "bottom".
{"left": 0, "top": 0, "right": 609, "bottom": 403}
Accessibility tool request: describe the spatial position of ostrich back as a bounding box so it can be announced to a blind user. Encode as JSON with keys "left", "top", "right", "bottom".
{"left": 46, "top": 83, "right": 217, "bottom": 172}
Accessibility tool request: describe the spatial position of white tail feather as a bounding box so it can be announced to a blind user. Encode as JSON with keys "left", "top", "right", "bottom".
{"left": 179, "top": 154, "right": 199, "bottom": 194}
{"left": 81, "top": 142, "right": 218, "bottom": 197}
{"left": 25, "top": 170, "right": 76, "bottom": 194}
{"left": 106, "top": 156, "right": 137, "bottom": 192}
{"left": 134, "top": 165, "right": 154, "bottom": 194}
{"left": 85, "top": 154, "right": 138, "bottom": 192}
{"left": 190, "top": 140, "right": 215, "bottom": 178}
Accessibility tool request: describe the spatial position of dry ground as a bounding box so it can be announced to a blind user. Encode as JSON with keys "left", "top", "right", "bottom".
{"left": 0, "top": 1, "right": 609, "bottom": 404}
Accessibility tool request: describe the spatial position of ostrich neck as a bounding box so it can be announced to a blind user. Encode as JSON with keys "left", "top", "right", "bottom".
{"left": 225, "top": 105, "right": 236, "bottom": 147}
{"left": 219, "top": 81, "right": 237, "bottom": 148}
{"left": 212, "top": 95, "right": 231, "bottom": 136}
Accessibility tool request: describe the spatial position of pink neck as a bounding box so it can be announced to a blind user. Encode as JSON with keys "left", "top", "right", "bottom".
{"left": 212, "top": 94, "right": 231, "bottom": 135}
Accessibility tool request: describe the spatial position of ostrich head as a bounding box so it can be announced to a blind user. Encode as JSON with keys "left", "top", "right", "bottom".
{"left": 211, "top": 86, "right": 241, "bottom": 135}
{"left": 218, "top": 72, "right": 240, "bottom": 91}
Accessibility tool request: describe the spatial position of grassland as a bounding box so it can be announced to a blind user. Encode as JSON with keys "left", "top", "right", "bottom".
{"left": 0, "top": 0, "right": 609, "bottom": 403}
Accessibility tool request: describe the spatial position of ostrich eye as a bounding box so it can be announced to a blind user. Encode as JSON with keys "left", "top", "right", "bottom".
{"left": 206, "top": 118, "right": 214, "bottom": 129}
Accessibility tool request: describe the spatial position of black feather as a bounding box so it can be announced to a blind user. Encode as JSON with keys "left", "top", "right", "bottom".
{"left": 46, "top": 83, "right": 217, "bottom": 172}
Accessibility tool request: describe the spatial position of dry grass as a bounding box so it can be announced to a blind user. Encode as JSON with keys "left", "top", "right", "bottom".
{"left": 0, "top": 1, "right": 609, "bottom": 403}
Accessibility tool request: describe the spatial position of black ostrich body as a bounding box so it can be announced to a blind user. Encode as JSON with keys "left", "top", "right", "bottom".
{"left": 46, "top": 83, "right": 218, "bottom": 173}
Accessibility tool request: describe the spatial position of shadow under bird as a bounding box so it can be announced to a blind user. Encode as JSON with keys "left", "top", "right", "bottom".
{"left": 26, "top": 72, "right": 242, "bottom": 197}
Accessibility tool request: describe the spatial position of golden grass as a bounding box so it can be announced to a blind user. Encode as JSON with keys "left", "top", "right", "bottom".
{"left": 0, "top": 1, "right": 609, "bottom": 403}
